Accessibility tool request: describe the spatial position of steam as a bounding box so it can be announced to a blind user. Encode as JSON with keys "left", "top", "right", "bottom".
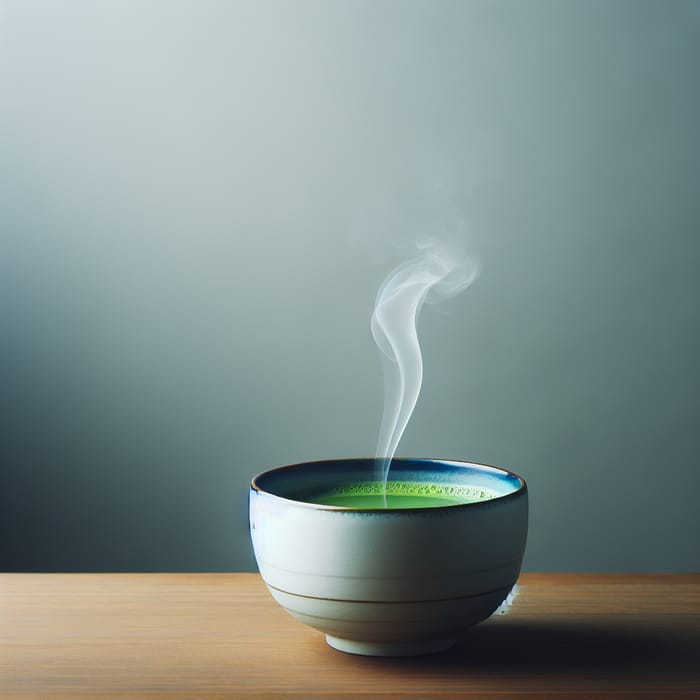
{"left": 371, "top": 240, "right": 478, "bottom": 495}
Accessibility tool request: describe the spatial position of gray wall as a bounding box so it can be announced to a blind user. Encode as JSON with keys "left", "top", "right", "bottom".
{"left": 2, "top": 0, "right": 699, "bottom": 572}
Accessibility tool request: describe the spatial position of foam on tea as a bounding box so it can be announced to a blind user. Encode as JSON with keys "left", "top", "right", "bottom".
{"left": 309, "top": 480, "right": 497, "bottom": 509}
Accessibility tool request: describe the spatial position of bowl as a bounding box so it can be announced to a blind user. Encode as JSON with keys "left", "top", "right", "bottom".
{"left": 249, "top": 458, "right": 528, "bottom": 656}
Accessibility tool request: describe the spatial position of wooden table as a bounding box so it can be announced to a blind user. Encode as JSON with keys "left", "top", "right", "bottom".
{"left": 1, "top": 573, "right": 698, "bottom": 698}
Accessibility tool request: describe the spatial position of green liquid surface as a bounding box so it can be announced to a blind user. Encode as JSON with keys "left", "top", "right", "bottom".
{"left": 308, "top": 480, "right": 496, "bottom": 509}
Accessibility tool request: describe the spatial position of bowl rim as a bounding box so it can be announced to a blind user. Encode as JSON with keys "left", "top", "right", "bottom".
{"left": 250, "top": 457, "right": 527, "bottom": 513}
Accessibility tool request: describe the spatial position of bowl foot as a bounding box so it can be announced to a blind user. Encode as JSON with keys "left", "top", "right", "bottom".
{"left": 325, "top": 634, "right": 456, "bottom": 657}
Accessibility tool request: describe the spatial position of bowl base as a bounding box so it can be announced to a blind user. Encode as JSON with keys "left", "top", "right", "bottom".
{"left": 326, "top": 634, "right": 456, "bottom": 657}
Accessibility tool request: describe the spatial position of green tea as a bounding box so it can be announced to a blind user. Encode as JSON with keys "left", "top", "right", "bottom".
{"left": 308, "top": 480, "right": 496, "bottom": 509}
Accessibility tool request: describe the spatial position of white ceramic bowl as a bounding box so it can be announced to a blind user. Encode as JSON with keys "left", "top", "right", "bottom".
{"left": 249, "top": 458, "right": 528, "bottom": 656}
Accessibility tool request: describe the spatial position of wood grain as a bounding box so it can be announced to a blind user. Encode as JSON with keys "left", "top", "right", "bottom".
{"left": 1, "top": 573, "right": 699, "bottom": 698}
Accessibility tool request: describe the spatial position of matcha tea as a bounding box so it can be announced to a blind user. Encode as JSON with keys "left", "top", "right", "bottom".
{"left": 309, "top": 480, "right": 496, "bottom": 509}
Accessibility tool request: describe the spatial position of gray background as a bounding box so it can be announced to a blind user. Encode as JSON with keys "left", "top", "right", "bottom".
{"left": 2, "top": 0, "right": 699, "bottom": 573}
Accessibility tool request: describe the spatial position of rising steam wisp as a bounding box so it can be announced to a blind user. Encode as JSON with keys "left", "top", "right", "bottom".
{"left": 371, "top": 241, "right": 477, "bottom": 503}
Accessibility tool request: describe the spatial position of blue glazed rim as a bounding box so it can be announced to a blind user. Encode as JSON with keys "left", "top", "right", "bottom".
{"left": 250, "top": 458, "right": 527, "bottom": 513}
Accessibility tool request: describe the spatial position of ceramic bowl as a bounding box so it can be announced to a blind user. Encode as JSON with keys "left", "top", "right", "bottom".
{"left": 249, "top": 458, "right": 528, "bottom": 656}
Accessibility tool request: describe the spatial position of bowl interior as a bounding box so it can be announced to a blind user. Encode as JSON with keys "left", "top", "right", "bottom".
{"left": 251, "top": 458, "right": 524, "bottom": 508}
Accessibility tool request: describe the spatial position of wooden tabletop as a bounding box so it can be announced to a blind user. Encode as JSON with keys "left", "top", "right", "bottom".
{"left": 1, "top": 573, "right": 699, "bottom": 698}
